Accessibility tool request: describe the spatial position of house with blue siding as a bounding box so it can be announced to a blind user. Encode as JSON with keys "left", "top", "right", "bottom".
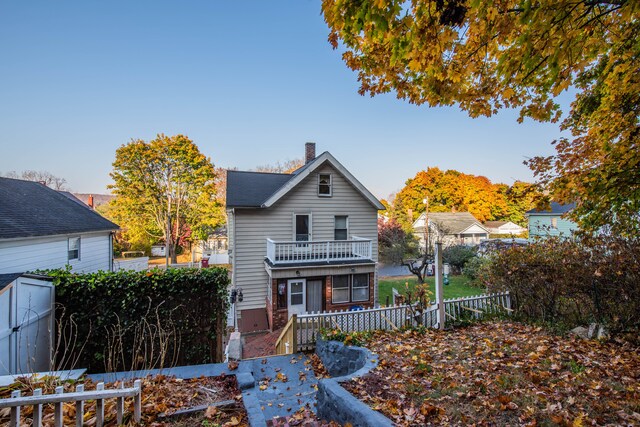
{"left": 526, "top": 202, "right": 578, "bottom": 238}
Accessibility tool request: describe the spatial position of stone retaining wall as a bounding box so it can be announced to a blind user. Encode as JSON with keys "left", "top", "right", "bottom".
{"left": 315, "top": 339, "right": 394, "bottom": 427}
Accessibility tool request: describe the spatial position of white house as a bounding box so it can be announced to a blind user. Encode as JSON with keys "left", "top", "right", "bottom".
{"left": 413, "top": 211, "right": 489, "bottom": 250}
{"left": 0, "top": 177, "right": 119, "bottom": 274}
{"left": 483, "top": 220, "right": 526, "bottom": 236}
{"left": 226, "top": 143, "right": 384, "bottom": 332}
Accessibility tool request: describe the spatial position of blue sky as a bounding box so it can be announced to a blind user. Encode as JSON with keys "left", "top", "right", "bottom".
{"left": 0, "top": 1, "right": 567, "bottom": 200}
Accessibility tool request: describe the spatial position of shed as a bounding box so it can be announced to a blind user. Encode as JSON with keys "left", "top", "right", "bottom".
{"left": 0, "top": 274, "right": 54, "bottom": 375}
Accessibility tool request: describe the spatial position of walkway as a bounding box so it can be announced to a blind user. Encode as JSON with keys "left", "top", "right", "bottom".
{"left": 241, "top": 354, "right": 319, "bottom": 425}
{"left": 242, "top": 328, "right": 282, "bottom": 359}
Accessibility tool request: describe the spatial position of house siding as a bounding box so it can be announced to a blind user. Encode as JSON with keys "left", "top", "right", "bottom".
{"left": 0, "top": 232, "right": 112, "bottom": 274}
{"left": 528, "top": 215, "right": 578, "bottom": 238}
{"left": 231, "top": 164, "right": 379, "bottom": 313}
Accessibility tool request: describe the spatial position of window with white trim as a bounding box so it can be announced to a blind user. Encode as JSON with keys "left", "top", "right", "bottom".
{"left": 351, "top": 274, "right": 369, "bottom": 302}
{"left": 331, "top": 275, "right": 350, "bottom": 303}
{"left": 318, "top": 174, "right": 332, "bottom": 196}
{"left": 334, "top": 216, "right": 348, "bottom": 240}
{"left": 551, "top": 217, "right": 558, "bottom": 229}
{"left": 68, "top": 237, "right": 80, "bottom": 261}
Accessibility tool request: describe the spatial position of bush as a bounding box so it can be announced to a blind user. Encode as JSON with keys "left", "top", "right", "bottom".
{"left": 47, "top": 267, "right": 229, "bottom": 373}
{"left": 443, "top": 245, "right": 476, "bottom": 273}
{"left": 479, "top": 234, "right": 640, "bottom": 337}
{"left": 462, "top": 256, "right": 489, "bottom": 285}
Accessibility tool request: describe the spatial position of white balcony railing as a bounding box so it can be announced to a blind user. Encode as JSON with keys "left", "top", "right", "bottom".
{"left": 266, "top": 237, "right": 372, "bottom": 265}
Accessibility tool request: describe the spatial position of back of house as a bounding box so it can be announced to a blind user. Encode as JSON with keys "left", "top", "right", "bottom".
{"left": 226, "top": 143, "right": 384, "bottom": 332}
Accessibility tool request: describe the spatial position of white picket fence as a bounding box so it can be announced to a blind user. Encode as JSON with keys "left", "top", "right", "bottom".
{"left": 290, "top": 292, "right": 511, "bottom": 352}
{"left": 0, "top": 380, "right": 142, "bottom": 427}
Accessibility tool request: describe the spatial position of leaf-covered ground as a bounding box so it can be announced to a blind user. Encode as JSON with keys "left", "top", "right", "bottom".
{"left": 0, "top": 374, "right": 248, "bottom": 426}
{"left": 343, "top": 322, "right": 640, "bottom": 426}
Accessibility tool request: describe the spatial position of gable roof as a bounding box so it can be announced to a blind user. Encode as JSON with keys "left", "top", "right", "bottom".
{"left": 414, "top": 212, "right": 489, "bottom": 235}
{"left": 0, "top": 177, "right": 119, "bottom": 240}
{"left": 226, "top": 151, "right": 385, "bottom": 210}
{"left": 483, "top": 221, "right": 508, "bottom": 228}
{"left": 226, "top": 171, "right": 294, "bottom": 208}
{"left": 526, "top": 202, "right": 575, "bottom": 215}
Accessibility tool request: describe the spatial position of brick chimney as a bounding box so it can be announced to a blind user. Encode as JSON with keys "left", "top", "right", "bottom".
{"left": 305, "top": 142, "right": 316, "bottom": 164}
{"left": 88, "top": 194, "right": 94, "bottom": 209}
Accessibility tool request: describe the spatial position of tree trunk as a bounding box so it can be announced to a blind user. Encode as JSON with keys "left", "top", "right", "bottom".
{"left": 402, "top": 253, "right": 430, "bottom": 284}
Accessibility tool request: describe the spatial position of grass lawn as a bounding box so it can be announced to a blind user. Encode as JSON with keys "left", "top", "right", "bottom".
{"left": 378, "top": 275, "right": 483, "bottom": 306}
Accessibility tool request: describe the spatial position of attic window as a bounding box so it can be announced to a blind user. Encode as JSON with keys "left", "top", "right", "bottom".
{"left": 318, "top": 174, "right": 332, "bottom": 196}
{"left": 68, "top": 237, "right": 80, "bottom": 261}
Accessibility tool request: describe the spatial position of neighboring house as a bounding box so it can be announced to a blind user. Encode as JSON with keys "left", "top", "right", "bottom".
{"left": 0, "top": 178, "right": 119, "bottom": 274}
{"left": 527, "top": 202, "right": 578, "bottom": 238}
{"left": 413, "top": 212, "right": 489, "bottom": 250}
{"left": 193, "top": 226, "right": 229, "bottom": 265}
{"left": 483, "top": 220, "right": 526, "bottom": 236}
{"left": 226, "top": 143, "right": 384, "bottom": 332}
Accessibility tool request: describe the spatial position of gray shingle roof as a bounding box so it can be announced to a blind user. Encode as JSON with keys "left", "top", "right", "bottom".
{"left": 226, "top": 170, "right": 294, "bottom": 208}
{"left": 526, "top": 202, "right": 575, "bottom": 215}
{"left": 0, "top": 177, "right": 119, "bottom": 239}
{"left": 428, "top": 212, "right": 486, "bottom": 234}
{"left": 0, "top": 273, "right": 22, "bottom": 290}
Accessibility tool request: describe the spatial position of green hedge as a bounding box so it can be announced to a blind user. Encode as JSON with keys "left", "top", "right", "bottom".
{"left": 48, "top": 267, "right": 229, "bottom": 373}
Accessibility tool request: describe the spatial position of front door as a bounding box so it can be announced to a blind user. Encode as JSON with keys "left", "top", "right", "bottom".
{"left": 306, "top": 279, "right": 323, "bottom": 313}
{"left": 288, "top": 279, "right": 306, "bottom": 316}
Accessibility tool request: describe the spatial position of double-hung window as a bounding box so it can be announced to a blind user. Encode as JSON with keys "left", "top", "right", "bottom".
{"left": 334, "top": 216, "right": 348, "bottom": 240}
{"left": 331, "top": 275, "right": 350, "bottom": 303}
{"left": 68, "top": 237, "right": 80, "bottom": 261}
{"left": 331, "top": 274, "right": 370, "bottom": 304}
{"left": 351, "top": 274, "right": 369, "bottom": 302}
{"left": 318, "top": 174, "right": 332, "bottom": 196}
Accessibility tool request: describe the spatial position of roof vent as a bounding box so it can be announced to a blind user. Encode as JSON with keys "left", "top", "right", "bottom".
{"left": 305, "top": 142, "right": 316, "bottom": 164}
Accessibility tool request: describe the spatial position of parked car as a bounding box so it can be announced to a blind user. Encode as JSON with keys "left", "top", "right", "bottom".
{"left": 478, "top": 238, "right": 529, "bottom": 256}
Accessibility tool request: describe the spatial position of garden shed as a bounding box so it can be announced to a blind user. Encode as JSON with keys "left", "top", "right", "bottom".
{"left": 0, "top": 274, "right": 54, "bottom": 376}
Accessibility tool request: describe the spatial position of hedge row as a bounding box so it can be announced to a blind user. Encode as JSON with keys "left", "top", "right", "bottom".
{"left": 48, "top": 267, "right": 229, "bottom": 373}
{"left": 480, "top": 234, "right": 640, "bottom": 338}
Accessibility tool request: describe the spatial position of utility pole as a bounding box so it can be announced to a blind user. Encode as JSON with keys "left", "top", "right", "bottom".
{"left": 422, "top": 197, "right": 429, "bottom": 255}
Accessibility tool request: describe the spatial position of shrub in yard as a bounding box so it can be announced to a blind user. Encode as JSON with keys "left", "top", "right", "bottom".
{"left": 443, "top": 245, "right": 476, "bottom": 273}
{"left": 462, "top": 256, "right": 490, "bottom": 286}
{"left": 47, "top": 267, "right": 229, "bottom": 373}
{"left": 479, "top": 234, "right": 640, "bottom": 338}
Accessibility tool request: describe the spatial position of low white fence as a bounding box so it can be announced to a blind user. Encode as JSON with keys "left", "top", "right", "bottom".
{"left": 113, "top": 257, "right": 149, "bottom": 272}
{"left": 0, "top": 380, "right": 142, "bottom": 427}
{"left": 292, "top": 292, "right": 510, "bottom": 351}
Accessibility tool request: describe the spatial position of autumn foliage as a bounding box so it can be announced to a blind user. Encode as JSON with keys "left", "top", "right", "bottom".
{"left": 480, "top": 234, "right": 640, "bottom": 338}
{"left": 345, "top": 323, "right": 640, "bottom": 426}
{"left": 322, "top": 0, "right": 639, "bottom": 236}
{"left": 390, "top": 167, "right": 537, "bottom": 230}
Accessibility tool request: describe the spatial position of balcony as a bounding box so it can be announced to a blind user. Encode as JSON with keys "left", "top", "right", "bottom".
{"left": 266, "top": 237, "right": 373, "bottom": 265}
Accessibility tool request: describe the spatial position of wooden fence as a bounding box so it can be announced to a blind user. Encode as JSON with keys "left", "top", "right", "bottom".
{"left": 0, "top": 380, "right": 142, "bottom": 427}
{"left": 275, "top": 292, "right": 511, "bottom": 354}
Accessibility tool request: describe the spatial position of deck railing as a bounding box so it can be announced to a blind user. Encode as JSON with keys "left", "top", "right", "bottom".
{"left": 275, "top": 292, "right": 511, "bottom": 354}
{"left": 266, "top": 237, "right": 372, "bottom": 265}
{"left": 0, "top": 380, "right": 142, "bottom": 427}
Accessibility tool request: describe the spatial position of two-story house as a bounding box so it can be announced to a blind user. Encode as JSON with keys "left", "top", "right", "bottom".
{"left": 226, "top": 143, "right": 384, "bottom": 332}
{"left": 527, "top": 202, "right": 578, "bottom": 238}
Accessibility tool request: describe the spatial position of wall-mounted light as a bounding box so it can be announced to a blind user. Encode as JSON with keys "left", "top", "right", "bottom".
{"left": 350, "top": 268, "right": 356, "bottom": 273}
{"left": 295, "top": 270, "right": 301, "bottom": 277}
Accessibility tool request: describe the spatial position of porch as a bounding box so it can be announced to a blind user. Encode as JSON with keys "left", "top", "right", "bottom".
{"left": 266, "top": 237, "right": 372, "bottom": 265}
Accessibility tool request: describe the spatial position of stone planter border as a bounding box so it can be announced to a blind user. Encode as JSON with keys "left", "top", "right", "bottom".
{"left": 315, "top": 339, "right": 394, "bottom": 427}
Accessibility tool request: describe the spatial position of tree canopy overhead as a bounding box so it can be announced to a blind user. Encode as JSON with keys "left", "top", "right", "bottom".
{"left": 322, "top": 0, "right": 639, "bottom": 235}
{"left": 109, "top": 134, "right": 223, "bottom": 262}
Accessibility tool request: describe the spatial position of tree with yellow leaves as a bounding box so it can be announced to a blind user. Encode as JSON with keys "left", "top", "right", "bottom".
{"left": 322, "top": 0, "right": 639, "bottom": 235}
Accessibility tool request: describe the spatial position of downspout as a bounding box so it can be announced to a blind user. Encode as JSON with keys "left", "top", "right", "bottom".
{"left": 109, "top": 231, "right": 114, "bottom": 271}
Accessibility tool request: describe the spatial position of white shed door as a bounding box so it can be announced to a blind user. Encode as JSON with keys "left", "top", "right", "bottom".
{"left": 0, "top": 277, "right": 54, "bottom": 375}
